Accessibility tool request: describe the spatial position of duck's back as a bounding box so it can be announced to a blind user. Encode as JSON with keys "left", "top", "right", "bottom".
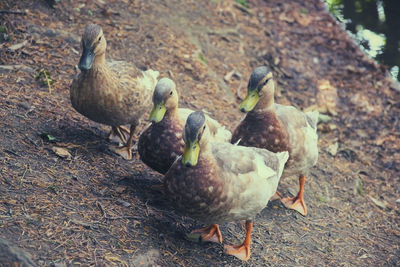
{"left": 70, "top": 60, "right": 158, "bottom": 126}
{"left": 275, "top": 104, "right": 319, "bottom": 175}
{"left": 138, "top": 115, "right": 185, "bottom": 174}
{"left": 165, "top": 143, "right": 288, "bottom": 224}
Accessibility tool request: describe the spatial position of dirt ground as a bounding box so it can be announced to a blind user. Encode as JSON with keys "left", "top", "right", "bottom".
{"left": 1, "top": 0, "right": 399, "bottom": 266}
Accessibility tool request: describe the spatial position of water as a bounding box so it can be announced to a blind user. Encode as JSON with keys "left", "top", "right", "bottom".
{"left": 325, "top": 0, "right": 400, "bottom": 80}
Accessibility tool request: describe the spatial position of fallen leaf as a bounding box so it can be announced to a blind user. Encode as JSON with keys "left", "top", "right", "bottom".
{"left": 318, "top": 113, "right": 331, "bottom": 123}
{"left": 317, "top": 80, "right": 338, "bottom": 115}
{"left": 52, "top": 146, "right": 71, "bottom": 159}
{"left": 318, "top": 123, "right": 337, "bottom": 133}
{"left": 8, "top": 40, "right": 28, "bottom": 51}
{"left": 115, "top": 186, "right": 127, "bottom": 193}
{"left": 369, "top": 196, "right": 387, "bottom": 209}
{"left": 279, "top": 13, "right": 294, "bottom": 23}
{"left": 327, "top": 142, "right": 338, "bottom": 156}
{"left": 293, "top": 10, "right": 313, "bottom": 26}
{"left": 350, "top": 93, "right": 382, "bottom": 114}
{"left": 40, "top": 133, "right": 57, "bottom": 141}
{"left": 116, "top": 199, "right": 131, "bottom": 207}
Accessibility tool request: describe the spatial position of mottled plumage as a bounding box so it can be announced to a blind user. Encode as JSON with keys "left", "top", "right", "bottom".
{"left": 232, "top": 66, "right": 319, "bottom": 215}
{"left": 70, "top": 24, "right": 159, "bottom": 159}
{"left": 138, "top": 78, "right": 231, "bottom": 174}
{"left": 164, "top": 111, "right": 288, "bottom": 261}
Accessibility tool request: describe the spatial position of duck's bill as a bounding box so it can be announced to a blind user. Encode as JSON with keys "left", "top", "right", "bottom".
{"left": 239, "top": 90, "right": 259, "bottom": 112}
{"left": 78, "top": 47, "right": 95, "bottom": 71}
{"left": 182, "top": 141, "right": 200, "bottom": 167}
{"left": 149, "top": 103, "right": 166, "bottom": 123}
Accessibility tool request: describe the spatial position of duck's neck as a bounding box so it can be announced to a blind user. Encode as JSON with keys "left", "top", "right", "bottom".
{"left": 93, "top": 52, "right": 106, "bottom": 68}
{"left": 165, "top": 107, "right": 179, "bottom": 119}
{"left": 253, "top": 98, "right": 275, "bottom": 113}
{"left": 254, "top": 83, "right": 275, "bottom": 112}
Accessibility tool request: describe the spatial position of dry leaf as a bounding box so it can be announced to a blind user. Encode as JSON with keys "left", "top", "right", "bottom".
{"left": 369, "top": 196, "right": 387, "bottom": 209}
{"left": 293, "top": 11, "right": 313, "bottom": 26}
{"left": 317, "top": 80, "right": 338, "bottom": 115}
{"left": 350, "top": 93, "right": 382, "bottom": 114}
{"left": 278, "top": 13, "right": 294, "bottom": 23}
{"left": 115, "top": 186, "right": 127, "bottom": 193}
{"left": 52, "top": 146, "right": 71, "bottom": 159}
{"left": 327, "top": 142, "right": 338, "bottom": 156}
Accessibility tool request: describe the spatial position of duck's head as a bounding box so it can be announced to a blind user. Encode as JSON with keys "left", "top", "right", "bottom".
{"left": 149, "top": 78, "right": 178, "bottom": 123}
{"left": 239, "top": 66, "right": 274, "bottom": 112}
{"left": 182, "top": 111, "right": 209, "bottom": 167}
{"left": 78, "top": 24, "right": 106, "bottom": 71}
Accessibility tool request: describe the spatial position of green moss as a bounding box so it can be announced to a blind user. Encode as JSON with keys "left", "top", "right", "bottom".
{"left": 235, "top": 0, "right": 249, "bottom": 8}
{"left": 197, "top": 52, "right": 207, "bottom": 65}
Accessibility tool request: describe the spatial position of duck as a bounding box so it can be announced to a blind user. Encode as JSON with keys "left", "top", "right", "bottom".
{"left": 138, "top": 77, "right": 231, "bottom": 174}
{"left": 231, "top": 66, "right": 319, "bottom": 216}
{"left": 164, "top": 111, "right": 289, "bottom": 261}
{"left": 70, "top": 24, "right": 159, "bottom": 160}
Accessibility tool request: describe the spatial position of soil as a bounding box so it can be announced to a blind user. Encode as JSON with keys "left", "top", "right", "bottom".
{"left": 1, "top": 0, "right": 399, "bottom": 266}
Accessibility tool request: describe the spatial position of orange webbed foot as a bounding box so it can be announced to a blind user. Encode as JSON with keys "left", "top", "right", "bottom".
{"left": 187, "top": 224, "right": 222, "bottom": 244}
{"left": 224, "top": 220, "right": 253, "bottom": 261}
{"left": 108, "top": 126, "right": 130, "bottom": 144}
{"left": 281, "top": 175, "right": 307, "bottom": 216}
{"left": 224, "top": 243, "right": 251, "bottom": 261}
{"left": 281, "top": 195, "right": 307, "bottom": 216}
{"left": 109, "top": 145, "right": 133, "bottom": 160}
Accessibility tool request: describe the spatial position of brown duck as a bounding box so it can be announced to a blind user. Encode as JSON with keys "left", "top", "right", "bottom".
{"left": 165, "top": 111, "right": 289, "bottom": 261}
{"left": 231, "top": 66, "right": 319, "bottom": 216}
{"left": 138, "top": 77, "right": 231, "bottom": 174}
{"left": 70, "top": 24, "right": 159, "bottom": 159}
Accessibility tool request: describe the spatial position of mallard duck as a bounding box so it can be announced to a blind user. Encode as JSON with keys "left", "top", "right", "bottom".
{"left": 231, "top": 66, "right": 319, "bottom": 216}
{"left": 138, "top": 77, "right": 231, "bottom": 174}
{"left": 164, "top": 111, "right": 289, "bottom": 261}
{"left": 70, "top": 24, "right": 159, "bottom": 159}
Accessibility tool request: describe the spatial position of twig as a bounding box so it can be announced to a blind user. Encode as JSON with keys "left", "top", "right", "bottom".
{"left": 96, "top": 201, "right": 106, "bottom": 217}
{"left": 4, "top": 149, "right": 20, "bottom": 157}
{"left": 96, "top": 201, "right": 140, "bottom": 220}
{"left": 236, "top": 79, "right": 243, "bottom": 100}
{"left": 0, "top": 10, "right": 27, "bottom": 15}
{"left": 43, "top": 70, "right": 52, "bottom": 93}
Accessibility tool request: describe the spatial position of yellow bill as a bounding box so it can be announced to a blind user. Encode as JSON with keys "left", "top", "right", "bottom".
{"left": 239, "top": 90, "right": 259, "bottom": 112}
{"left": 149, "top": 103, "right": 166, "bottom": 123}
{"left": 182, "top": 141, "right": 200, "bottom": 166}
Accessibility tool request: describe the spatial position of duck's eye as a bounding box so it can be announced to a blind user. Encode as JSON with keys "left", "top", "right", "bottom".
{"left": 169, "top": 91, "right": 173, "bottom": 95}
{"left": 203, "top": 125, "right": 206, "bottom": 130}
{"left": 159, "top": 105, "right": 162, "bottom": 109}
{"left": 98, "top": 36, "right": 102, "bottom": 42}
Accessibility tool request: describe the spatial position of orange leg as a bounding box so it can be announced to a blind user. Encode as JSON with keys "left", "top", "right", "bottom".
{"left": 110, "top": 124, "right": 136, "bottom": 160}
{"left": 224, "top": 220, "right": 253, "bottom": 261}
{"left": 269, "top": 190, "right": 283, "bottom": 201}
{"left": 188, "top": 224, "right": 223, "bottom": 244}
{"left": 108, "top": 126, "right": 130, "bottom": 144}
{"left": 281, "top": 175, "right": 308, "bottom": 216}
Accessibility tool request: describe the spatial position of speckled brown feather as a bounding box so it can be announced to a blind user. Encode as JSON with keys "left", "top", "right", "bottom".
{"left": 164, "top": 156, "right": 234, "bottom": 224}
{"left": 70, "top": 61, "right": 156, "bottom": 126}
{"left": 232, "top": 110, "right": 292, "bottom": 155}
{"left": 138, "top": 112, "right": 185, "bottom": 174}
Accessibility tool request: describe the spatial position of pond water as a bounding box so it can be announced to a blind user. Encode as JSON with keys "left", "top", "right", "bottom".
{"left": 324, "top": 0, "right": 400, "bottom": 80}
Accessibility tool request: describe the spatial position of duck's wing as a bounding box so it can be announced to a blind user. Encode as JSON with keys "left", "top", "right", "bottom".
{"left": 305, "top": 110, "right": 319, "bottom": 130}
{"left": 211, "top": 142, "right": 288, "bottom": 219}
{"left": 177, "top": 108, "right": 194, "bottom": 122}
{"left": 212, "top": 142, "right": 288, "bottom": 195}
{"left": 108, "top": 60, "right": 159, "bottom": 93}
{"left": 275, "top": 104, "right": 319, "bottom": 171}
{"left": 204, "top": 115, "right": 232, "bottom": 143}
{"left": 178, "top": 108, "right": 232, "bottom": 142}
